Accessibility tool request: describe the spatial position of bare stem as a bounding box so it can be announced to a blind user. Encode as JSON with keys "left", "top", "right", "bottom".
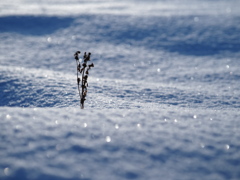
{"left": 76, "top": 60, "right": 81, "bottom": 108}
{"left": 81, "top": 67, "right": 85, "bottom": 109}
{"left": 74, "top": 51, "right": 93, "bottom": 109}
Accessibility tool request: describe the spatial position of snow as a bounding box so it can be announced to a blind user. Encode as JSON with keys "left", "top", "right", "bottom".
{"left": 0, "top": 0, "right": 240, "bottom": 180}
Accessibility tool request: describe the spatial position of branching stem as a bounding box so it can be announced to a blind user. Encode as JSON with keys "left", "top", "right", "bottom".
{"left": 74, "top": 51, "right": 94, "bottom": 109}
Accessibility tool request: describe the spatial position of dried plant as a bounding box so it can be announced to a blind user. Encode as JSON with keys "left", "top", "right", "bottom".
{"left": 74, "top": 51, "right": 94, "bottom": 109}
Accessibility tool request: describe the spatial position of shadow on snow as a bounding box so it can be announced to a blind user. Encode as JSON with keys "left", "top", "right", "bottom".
{"left": 0, "top": 15, "right": 74, "bottom": 36}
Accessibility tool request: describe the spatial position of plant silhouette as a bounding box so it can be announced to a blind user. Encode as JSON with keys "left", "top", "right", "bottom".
{"left": 74, "top": 51, "right": 94, "bottom": 109}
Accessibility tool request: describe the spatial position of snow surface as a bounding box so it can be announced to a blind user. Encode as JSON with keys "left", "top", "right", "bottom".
{"left": 0, "top": 0, "right": 240, "bottom": 180}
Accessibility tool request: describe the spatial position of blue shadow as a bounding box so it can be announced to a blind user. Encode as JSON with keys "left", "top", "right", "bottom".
{"left": 78, "top": 15, "right": 240, "bottom": 56}
{"left": 0, "top": 15, "right": 74, "bottom": 35}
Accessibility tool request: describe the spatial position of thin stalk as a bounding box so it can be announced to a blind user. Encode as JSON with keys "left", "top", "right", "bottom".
{"left": 76, "top": 60, "right": 81, "bottom": 108}
{"left": 81, "top": 67, "right": 85, "bottom": 109}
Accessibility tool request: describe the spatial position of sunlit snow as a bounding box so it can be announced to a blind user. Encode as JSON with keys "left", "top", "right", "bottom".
{"left": 0, "top": 0, "right": 240, "bottom": 180}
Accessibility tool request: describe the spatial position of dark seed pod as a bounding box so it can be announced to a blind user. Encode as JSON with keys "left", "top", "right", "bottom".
{"left": 74, "top": 51, "right": 81, "bottom": 60}
{"left": 75, "top": 55, "right": 79, "bottom": 60}
{"left": 74, "top": 51, "right": 80, "bottom": 56}
{"left": 85, "top": 52, "right": 91, "bottom": 61}
{"left": 89, "top": 63, "right": 94, "bottom": 68}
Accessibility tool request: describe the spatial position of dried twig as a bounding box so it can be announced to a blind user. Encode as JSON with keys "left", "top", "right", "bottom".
{"left": 74, "top": 51, "right": 94, "bottom": 109}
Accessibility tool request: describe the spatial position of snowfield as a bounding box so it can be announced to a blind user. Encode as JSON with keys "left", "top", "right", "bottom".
{"left": 1, "top": 107, "right": 239, "bottom": 180}
{"left": 0, "top": 0, "right": 240, "bottom": 180}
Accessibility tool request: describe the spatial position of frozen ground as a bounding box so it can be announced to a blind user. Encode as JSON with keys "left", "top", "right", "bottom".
{"left": 0, "top": 0, "right": 240, "bottom": 180}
